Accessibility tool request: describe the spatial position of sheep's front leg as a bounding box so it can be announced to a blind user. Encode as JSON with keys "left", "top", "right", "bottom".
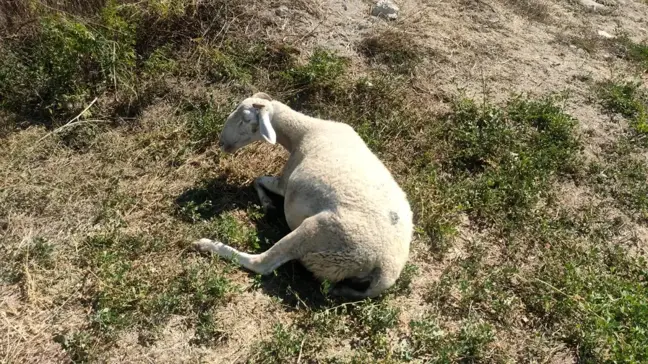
{"left": 253, "top": 176, "right": 283, "bottom": 210}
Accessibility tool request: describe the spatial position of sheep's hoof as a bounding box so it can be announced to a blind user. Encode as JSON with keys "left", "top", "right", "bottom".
{"left": 192, "top": 238, "right": 219, "bottom": 253}
{"left": 260, "top": 197, "right": 276, "bottom": 211}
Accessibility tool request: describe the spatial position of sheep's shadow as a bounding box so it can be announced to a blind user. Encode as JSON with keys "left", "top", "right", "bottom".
{"left": 174, "top": 175, "right": 339, "bottom": 309}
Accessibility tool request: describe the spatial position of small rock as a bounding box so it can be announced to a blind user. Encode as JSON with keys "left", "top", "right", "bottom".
{"left": 578, "top": 0, "right": 605, "bottom": 10}
{"left": 597, "top": 30, "right": 615, "bottom": 39}
{"left": 371, "top": 0, "right": 399, "bottom": 20}
{"left": 275, "top": 6, "right": 289, "bottom": 17}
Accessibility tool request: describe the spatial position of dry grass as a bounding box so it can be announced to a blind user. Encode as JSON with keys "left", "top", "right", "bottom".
{"left": 501, "top": 0, "right": 552, "bottom": 22}
{"left": 2, "top": 0, "right": 648, "bottom": 362}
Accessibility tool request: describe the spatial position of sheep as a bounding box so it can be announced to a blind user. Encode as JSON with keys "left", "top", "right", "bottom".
{"left": 192, "top": 92, "right": 413, "bottom": 299}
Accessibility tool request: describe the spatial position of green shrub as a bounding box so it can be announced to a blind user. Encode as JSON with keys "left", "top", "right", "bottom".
{"left": 0, "top": 4, "right": 136, "bottom": 122}
{"left": 433, "top": 96, "right": 581, "bottom": 225}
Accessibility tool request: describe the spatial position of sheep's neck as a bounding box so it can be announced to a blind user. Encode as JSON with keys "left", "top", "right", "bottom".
{"left": 271, "top": 103, "right": 312, "bottom": 153}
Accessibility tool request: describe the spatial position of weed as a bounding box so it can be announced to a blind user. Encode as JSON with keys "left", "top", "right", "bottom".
{"left": 280, "top": 49, "right": 348, "bottom": 107}
{"left": 251, "top": 323, "right": 306, "bottom": 364}
{"left": 404, "top": 314, "right": 496, "bottom": 362}
{"left": 356, "top": 300, "right": 400, "bottom": 336}
{"left": 428, "top": 247, "right": 522, "bottom": 325}
{"left": 350, "top": 300, "right": 401, "bottom": 358}
{"left": 197, "top": 41, "right": 255, "bottom": 83}
{"left": 344, "top": 76, "right": 416, "bottom": 152}
{"left": 436, "top": 95, "right": 581, "bottom": 227}
{"left": 405, "top": 94, "right": 582, "bottom": 254}
{"left": 387, "top": 263, "right": 419, "bottom": 296}
{"left": 193, "top": 311, "right": 227, "bottom": 346}
{"left": 425, "top": 204, "right": 648, "bottom": 363}
{"left": 58, "top": 122, "right": 104, "bottom": 152}
{"left": 519, "top": 239, "right": 648, "bottom": 363}
{"left": 187, "top": 211, "right": 262, "bottom": 251}
{"left": 405, "top": 314, "right": 447, "bottom": 360}
{"left": 0, "top": 3, "right": 136, "bottom": 122}
{"left": 589, "top": 142, "right": 648, "bottom": 220}
{"left": 615, "top": 35, "right": 648, "bottom": 71}
{"left": 54, "top": 330, "right": 95, "bottom": 363}
{"left": 304, "top": 74, "right": 417, "bottom": 154}
{"left": 177, "top": 264, "right": 232, "bottom": 345}
{"left": 0, "top": 236, "right": 54, "bottom": 284}
{"left": 142, "top": 44, "right": 178, "bottom": 78}
{"left": 77, "top": 233, "right": 233, "bottom": 344}
{"left": 185, "top": 98, "right": 231, "bottom": 150}
{"left": 595, "top": 80, "right": 648, "bottom": 144}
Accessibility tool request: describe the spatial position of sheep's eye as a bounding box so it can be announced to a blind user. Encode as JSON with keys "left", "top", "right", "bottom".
{"left": 242, "top": 109, "right": 255, "bottom": 122}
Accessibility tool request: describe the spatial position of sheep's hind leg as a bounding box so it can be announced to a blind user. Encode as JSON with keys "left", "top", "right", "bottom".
{"left": 192, "top": 213, "right": 322, "bottom": 275}
{"left": 253, "top": 176, "right": 283, "bottom": 210}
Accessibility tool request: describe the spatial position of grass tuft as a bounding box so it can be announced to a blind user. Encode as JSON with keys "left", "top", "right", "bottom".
{"left": 444, "top": 96, "right": 580, "bottom": 223}
{"left": 596, "top": 80, "right": 648, "bottom": 144}
{"left": 503, "top": 0, "right": 550, "bottom": 22}
{"left": 358, "top": 29, "right": 421, "bottom": 74}
{"left": 589, "top": 141, "right": 648, "bottom": 221}
{"left": 1, "top": 236, "right": 55, "bottom": 285}
{"left": 403, "top": 314, "right": 497, "bottom": 362}
{"left": 73, "top": 232, "right": 234, "bottom": 346}
{"left": 251, "top": 324, "right": 306, "bottom": 364}
{"left": 0, "top": 4, "right": 136, "bottom": 123}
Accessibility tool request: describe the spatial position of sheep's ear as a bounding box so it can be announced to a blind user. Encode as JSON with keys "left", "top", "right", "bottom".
{"left": 253, "top": 103, "right": 276, "bottom": 144}
{"left": 252, "top": 92, "right": 272, "bottom": 101}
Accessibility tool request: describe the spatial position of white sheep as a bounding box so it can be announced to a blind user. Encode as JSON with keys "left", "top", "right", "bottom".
{"left": 192, "top": 92, "right": 413, "bottom": 298}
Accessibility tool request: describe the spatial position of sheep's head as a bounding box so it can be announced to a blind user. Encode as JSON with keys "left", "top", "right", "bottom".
{"left": 218, "top": 92, "right": 276, "bottom": 153}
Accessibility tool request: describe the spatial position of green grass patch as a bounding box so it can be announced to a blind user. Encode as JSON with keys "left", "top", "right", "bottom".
{"left": 589, "top": 142, "right": 648, "bottom": 221}
{"left": 616, "top": 35, "right": 648, "bottom": 72}
{"left": 402, "top": 314, "right": 497, "bottom": 362}
{"left": 54, "top": 330, "right": 95, "bottom": 364}
{"left": 424, "top": 205, "right": 648, "bottom": 363}
{"left": 278, "top": 48, "right": 349, "bottom": 109}
{"left": 202, "top": 211, "right": 263, "bottom": 251}
{"left": 0, "top": 236, "right": 54, "bottom": 285}
{"left": 183, "top": 97, "right": 231, "bottom": 150}
{"left": 0, "top": 0, "right": 301, "bottom": 127}
{"left": 517, "top": 216, "right": 648, "bottom": 363}
{"left": 0, "top": 4, "right": 136, "bottom": 122}
{"left": 596, "top": 80, "right": 648, "bottom": 144}
{"left": 251, "top": 299, "right": 403, "bottom": 363}
{"left": 251, "top": 323, "right": 307, "bottom": 363}
{"left": 436, "top": 95, "right": 581, "bottom": 227}
{"left": 428, "top": 244, "right": 521, "bottom": 325}
{"left": 74, "top": 233, "right": 235, "bottom": 346}
{"left": 407, "top": 95, "right": 582, "bottom": 251}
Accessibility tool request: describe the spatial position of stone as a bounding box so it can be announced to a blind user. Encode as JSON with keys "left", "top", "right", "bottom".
{"left": 597, "top": 30, "right": 615, "bottom": 39}
{"left": 578, "top": 0, "right": 605, "bottom": 10}
{"left": 371, "top": 0, "right": 399, "bottom": 21}
{"left": 275, "top": 6, "right": 289, "bottom": 17}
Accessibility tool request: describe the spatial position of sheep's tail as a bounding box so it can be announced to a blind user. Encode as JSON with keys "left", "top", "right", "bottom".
{"left": 331, "top": 267, "right": 397, "bottom": 299}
